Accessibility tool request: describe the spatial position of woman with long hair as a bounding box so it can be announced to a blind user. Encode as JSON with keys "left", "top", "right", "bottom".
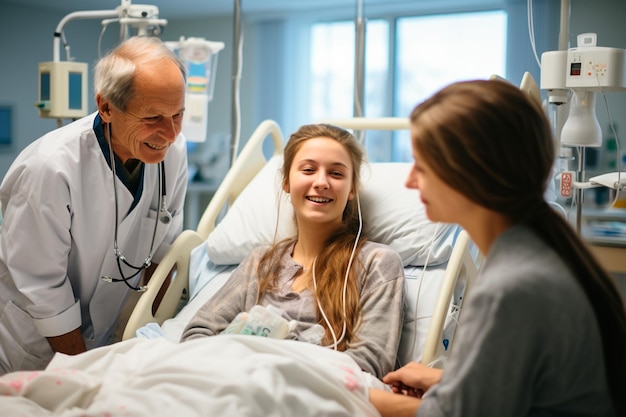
{"left": 370, "top": 79, "right": 626, "bottom": 416}
{"left": 182, "top": 123, "right": 405, "bottom": 378}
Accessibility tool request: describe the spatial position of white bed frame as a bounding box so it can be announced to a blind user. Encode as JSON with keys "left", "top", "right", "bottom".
{"left": 420, "top": 229, "right": 483, "bottom": 366}
{"left": 122, "top": 118, "right": 483, "bottom": 367}
{"left": 122, "top": 119, "right": 284, "bottom": 340}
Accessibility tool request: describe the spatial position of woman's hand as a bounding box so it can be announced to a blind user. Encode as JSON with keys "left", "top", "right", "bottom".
{"left": 382, "top": 362, "right": 442, "bottom": 397}
{"left": 369, "top": 388, "right": 422, "bottom": 417}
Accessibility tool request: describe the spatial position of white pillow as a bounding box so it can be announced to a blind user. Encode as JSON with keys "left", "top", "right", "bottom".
{"left": 206, "top": 155, "right": 455, "bottom": 266}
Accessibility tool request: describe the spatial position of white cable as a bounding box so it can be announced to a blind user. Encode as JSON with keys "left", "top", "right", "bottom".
{"left": 569, "top": 146, "right": 580, "bottom": 221}
{"left": 595, "top": 72, "right": 623, "bottom": 207}
{"left": 313, "top": 193, "right": 363, "bottom": 350}
{"left": 52, "top": 9, "right": 119, "bottom": 61}
{"left": 567, "top": 189, "right": 576, "bottom": 221}
{"left": 404, "top": 222, "right": 441, "bottom": 360}
{"left": 527, "top": 0, "right": 542, "bottom": 69}
{"left": 98, "top": 22, "right": 110, "bottom": 58}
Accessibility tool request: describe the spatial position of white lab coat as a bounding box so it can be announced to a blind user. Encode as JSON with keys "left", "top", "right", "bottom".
{"left": 0, "top": 113, "right": 188, "bottom": 373}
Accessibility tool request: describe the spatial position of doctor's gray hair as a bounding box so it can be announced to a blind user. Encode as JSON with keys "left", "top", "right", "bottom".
{"left": 94, "top": 36, "right": 186, "bottom": 111}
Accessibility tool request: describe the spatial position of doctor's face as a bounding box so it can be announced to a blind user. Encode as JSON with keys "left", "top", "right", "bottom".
{"left": 284, "top": 137, "right": 355, "bottom": 230}
{"left": 104, "top": 59, "right": 185, "bottom": 165}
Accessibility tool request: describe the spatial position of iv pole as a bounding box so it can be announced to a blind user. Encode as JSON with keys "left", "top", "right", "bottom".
{"left": 230, "top": 0, "right": 243, "bottom": 167}
{"left": 353, "top": 0, "right": 366, "bottom": 142}
{"left": 557, "top": 0, "right": 587, "bottom": 233}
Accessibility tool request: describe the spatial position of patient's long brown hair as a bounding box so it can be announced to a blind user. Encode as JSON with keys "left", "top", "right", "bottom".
{"left": 256, "top": 124, "right": 367, "bottom": 350}
{"left": 410, "top": 79, "right": 626, "bottom": 416}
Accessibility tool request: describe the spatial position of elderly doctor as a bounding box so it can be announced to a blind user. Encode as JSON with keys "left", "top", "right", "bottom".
{"left": 0, "top": 36, "right": 188, "bottom": 373}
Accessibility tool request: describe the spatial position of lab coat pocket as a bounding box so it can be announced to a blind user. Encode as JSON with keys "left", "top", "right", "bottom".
{"left": 136, "top": 209, "right": 170, "bottom": 261}
{"left": 0, "top": 301, "right": 54, "bottom": 372}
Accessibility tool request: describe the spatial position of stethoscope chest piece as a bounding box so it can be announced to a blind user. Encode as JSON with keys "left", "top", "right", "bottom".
{"left": 159, "top": 203, "right": 172, "bottom": 224}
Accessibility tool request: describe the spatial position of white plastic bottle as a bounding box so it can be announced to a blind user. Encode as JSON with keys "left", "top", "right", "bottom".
{"left": 240, "top": 305, "right": 292, "bottom": 339}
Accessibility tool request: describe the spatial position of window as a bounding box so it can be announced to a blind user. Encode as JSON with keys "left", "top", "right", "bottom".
{"left": 393, "top": 11, "right": 507, "bottom": 160}
{"left": 310, "top": 19, "right": 389, "bottom": 121}
{"left": 308, "top": 9, "right": 507, "bottom": 161}
{"left": 310, "top": 19, "right": 390, "bottom": 161}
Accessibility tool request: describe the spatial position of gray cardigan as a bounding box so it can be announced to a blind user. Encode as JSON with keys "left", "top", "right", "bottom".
{"left": 181, "top": 240, "right": 405, "bottom": 378}
{"left": 418, "top": 225, "right": 614, "bottom": 417}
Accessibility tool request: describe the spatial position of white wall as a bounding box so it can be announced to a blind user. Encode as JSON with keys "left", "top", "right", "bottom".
{"left": 0, "top": 3, "right": 70, "bottom": 178}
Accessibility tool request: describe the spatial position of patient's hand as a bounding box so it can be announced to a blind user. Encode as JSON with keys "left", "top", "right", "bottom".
{"left": 369, "top": 388, "right": 422, "bottom": 417}
{"left": 382, "top": 362, "right": 442, "bottom": 397}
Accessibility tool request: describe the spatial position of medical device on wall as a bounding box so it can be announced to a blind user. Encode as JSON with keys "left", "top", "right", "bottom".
{"left": 35, "top": 0, "right": 168, "bottom": 121}
{"left": 541, "top": 33, "right": 626, "bottom": 148}
{"left": 540, "top": 29, "right": 626, "bottom": 230}
{"left": 166, "top": 37, "right": 225, "bottom": 143}
{"left": 36, "top": 61, "right": 89, "bottom": 119}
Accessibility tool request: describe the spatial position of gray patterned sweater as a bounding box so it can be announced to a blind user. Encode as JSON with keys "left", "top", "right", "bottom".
{"left": 181, "top": 240, "right": 405, "bottom": 378}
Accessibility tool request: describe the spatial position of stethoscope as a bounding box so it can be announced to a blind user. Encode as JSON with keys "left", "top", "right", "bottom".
{"left": 100, "top": 122, "right": 172, "bottom": 292}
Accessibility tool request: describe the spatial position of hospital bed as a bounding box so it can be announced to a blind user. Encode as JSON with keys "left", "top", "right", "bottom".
{"left": 123, "top": 117, "right": 482, "bottom": 362}
{"left": 0, "top": 118, "right": 482, "bottom": 417}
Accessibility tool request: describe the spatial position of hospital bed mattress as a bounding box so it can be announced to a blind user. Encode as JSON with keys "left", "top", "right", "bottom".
{"left": 122, "top": 117, "right": 482, "bottom": 367}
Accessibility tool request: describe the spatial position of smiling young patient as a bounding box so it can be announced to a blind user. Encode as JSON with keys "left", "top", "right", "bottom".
{"left": 181, "top": 123, "right": 405, "bottom": 378}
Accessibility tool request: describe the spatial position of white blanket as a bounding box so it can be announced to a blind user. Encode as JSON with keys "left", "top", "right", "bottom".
{"left": 0, "top": 335, "right": 381, "bottom": 417}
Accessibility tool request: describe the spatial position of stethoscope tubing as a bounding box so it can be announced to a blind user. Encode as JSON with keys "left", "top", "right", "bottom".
{"left": 102, "top": 122, "right": 171, "bottom": 291}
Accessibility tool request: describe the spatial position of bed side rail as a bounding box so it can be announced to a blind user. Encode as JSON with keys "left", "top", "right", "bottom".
{"left": 421, "top": 229, "right": 483, "bottom": 367}
{"left": 319, "top": 117, "right": 410, "bottom": 131}
{"left": 122, "top": 229, "right": 205, "bottom": 340}
{"left": 195, "top": 119, "right": 284, "bottom": 238}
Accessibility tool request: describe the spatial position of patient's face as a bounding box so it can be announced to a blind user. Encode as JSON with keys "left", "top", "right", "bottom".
{"left": 406, "top": 145, "right": 472, "bottom": 224}
{"left": 285, "top": 137, "right": 354, "bottom": 230}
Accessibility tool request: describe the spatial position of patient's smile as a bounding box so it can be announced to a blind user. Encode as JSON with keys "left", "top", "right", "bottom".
{"left": 307, "top": 196, "right": 332, "bottom": 203}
